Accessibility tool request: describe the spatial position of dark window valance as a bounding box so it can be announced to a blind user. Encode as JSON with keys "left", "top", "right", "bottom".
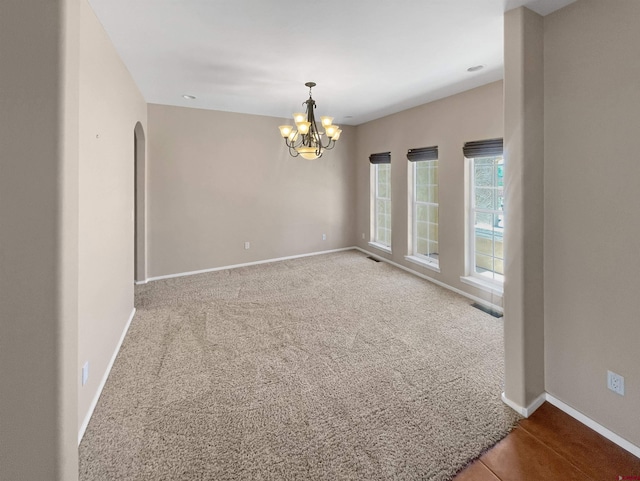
{"left": 407, "top": 146, "right": 438, "bottom": 162}
{"left": 369, "top": 152, "right": 391, "bottom": 164}
{"left": 463, "top": 138, "right": 503, "bottom": 158}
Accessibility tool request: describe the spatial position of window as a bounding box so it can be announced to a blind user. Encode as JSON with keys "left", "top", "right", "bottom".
{"left": 407, "top": 146, "right": 439, "bottom": 269}
{"left": 464, "top": 139, "right": 504, "bottom": 287}
{"left": 369, "top": 152, "right": 391, "bottom": 250}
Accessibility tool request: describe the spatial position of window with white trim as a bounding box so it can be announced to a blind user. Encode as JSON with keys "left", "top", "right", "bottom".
{"left": 370, "top": 152, "right": 391, "bottom": 249}
{"left": 408, "top": 146, "right": 439, "bottom": 268}
{"left": 468, "top": 153, "right": 504, "bottom": 284}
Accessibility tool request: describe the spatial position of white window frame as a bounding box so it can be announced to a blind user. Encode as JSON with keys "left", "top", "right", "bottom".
{"left": 461, "top": 155, "right": 504, "bottom": 294}
{"left": 369, "top": 163, "right": 391, "bottom": 252}
{"left": 405, "top": 159, "right": 439, "bottom": 271}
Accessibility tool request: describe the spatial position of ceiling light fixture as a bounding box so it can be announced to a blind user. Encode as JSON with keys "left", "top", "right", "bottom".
{"left": 278, "top": 82, "right": 342, "bottom": 160}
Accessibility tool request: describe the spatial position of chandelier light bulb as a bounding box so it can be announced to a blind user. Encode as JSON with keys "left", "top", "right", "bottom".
{"left": 297, "top": 121, "right": 311, "bottom": 134}
{"left": 320, "top": 116, "right": 334, "bottom": 128}
{"left": 279, "top": 125, "right": 293, "bottom": 138}
{"left": 325, "top": 125, "right": 339, "bottom": 138}
{"left": 293, "top": 112, "right": 306, "bottom": 124}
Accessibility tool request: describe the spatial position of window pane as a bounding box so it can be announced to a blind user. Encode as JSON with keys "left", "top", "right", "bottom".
{"left": 416, "top": 184, "right": 429, "bottom": 203}
{"left": 497, "top": 163, "right": 504, "bottom": 187}
{"left": 475, "top": 166, "right": 493, "bottom": 187}
{"left": 428, "top": 222, "right": 438, "bottom": 242}
{"left": 475, "top": 253, "right": 494, "bottom": 275}
{"left": 416, "top": 162, "right": 429, "bottom": 182}
{"left": 475, "top": 212, "right": 493, "bottom": 227}
{"left": 428, "top": 204, "right": 438, "bottom": 224}
{"left": 378, "top": 181, "right": 389, "bottom": 199}
{"left": 416, "top": 238, "right": 429, "bottom": 256}
{"left": 417, "top": 220, "right": 428, "bottom": 239}
{"left": 428, "top": 241, "right": 438, "bottom": 258}
{"left": 428, "top": 185, "right": 438, "bottom": 204}
{"left": 476, "top": 156, "right": 495, "bottom": 166}
{"left": 475, "top": 187, "right": 495, "bottom": 209}
{"left": 475, "top": 232, "right": 493, "bottom": 256}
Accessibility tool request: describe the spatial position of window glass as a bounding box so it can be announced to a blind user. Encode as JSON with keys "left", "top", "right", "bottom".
{"left": 470, "top": 156, "right": 504, "bottom": 283}
{"left": 412, "top": 160, "right": 438, "bottom": 264}
{"left": 374, "top": 164, "right": 391, "bottom": 248}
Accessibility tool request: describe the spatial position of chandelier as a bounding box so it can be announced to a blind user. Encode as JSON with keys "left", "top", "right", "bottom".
{"left": 278, "top": 82, "right": 342, "bottom": 160}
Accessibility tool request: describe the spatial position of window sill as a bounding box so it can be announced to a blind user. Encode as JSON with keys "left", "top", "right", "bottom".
{"left": 405, "top": 255, "right": 440, "bottom": 273}
{"left": 460, "top": 276, "right": 504, "bottom": 296}
{"left": 368, "top": 242, "right": 392, "bottom": 254}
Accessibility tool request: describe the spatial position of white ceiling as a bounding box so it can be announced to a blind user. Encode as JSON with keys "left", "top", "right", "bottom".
{"left": 88, "top": 0, "right": 576, "bottom": 125}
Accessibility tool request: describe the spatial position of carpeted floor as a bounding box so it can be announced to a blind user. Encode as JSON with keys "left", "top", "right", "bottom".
{"left": 79, "top": 250, "right": 520, "bottom": 480}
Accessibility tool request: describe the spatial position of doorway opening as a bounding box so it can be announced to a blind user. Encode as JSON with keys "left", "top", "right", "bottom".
{"left": 134, "top": 122, "right": 146, "bottom": 283}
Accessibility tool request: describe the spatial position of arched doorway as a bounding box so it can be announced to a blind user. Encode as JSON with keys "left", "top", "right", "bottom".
{"left": 134, "top": 122, "right": 146, "bottom": 283}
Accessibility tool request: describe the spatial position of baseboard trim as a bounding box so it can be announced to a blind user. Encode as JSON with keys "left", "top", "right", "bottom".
{"left": 545, "top": 393, "right": 640, "bottom": 458}
{"left": 134, "top": 279, "right": 148, "bottom": 285}
{"left": 353, "top": 247, "right": 503, "bottom": 313}
{"left": 78, "top": 307, "right": 136, "bottom": 445}
{"left": 501, "top": 392, "right": 546, "bottom": 418}
{"left": 144, "top": 247, "right": 354, "bottom": 283}
{"left": 501, "top": 391, "right": 640, "bottom": 457}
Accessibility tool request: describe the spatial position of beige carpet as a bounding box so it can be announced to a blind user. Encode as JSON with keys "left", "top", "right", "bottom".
{"left": 79, "top": 250, "right": 519, "bottom": 480}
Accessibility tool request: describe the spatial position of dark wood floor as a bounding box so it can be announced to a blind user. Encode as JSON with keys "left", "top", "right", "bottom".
{"left": 453, "top": 402, "right": 640, "bottom": 481}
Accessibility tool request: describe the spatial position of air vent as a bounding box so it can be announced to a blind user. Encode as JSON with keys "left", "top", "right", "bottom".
{"left": 472, "top": 303, "right": 503, "bottom": 318}
{"left": 366, "top": 256, "right": 381, "bottom": 262}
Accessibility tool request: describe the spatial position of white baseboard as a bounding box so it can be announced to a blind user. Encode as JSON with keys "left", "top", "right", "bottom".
{"left": 144, "top": 247, "right": 354, "bottom": 283}
{"left": 134, "top": 279, "right": 148, "bottom": 285}
{"left": 78, "top": 307, "right": 136, "bottom": 445}
{"left": 353, "top": 246, "right": 503, "bottom": 313}
{"left": 545, "top": 393, "right": 640, "bottom": 458}
{"left": 501, "top": 391, "right": 546, "bottom": 418}
{"left": 501, "top": 391, "right": 640, "bottom": 457}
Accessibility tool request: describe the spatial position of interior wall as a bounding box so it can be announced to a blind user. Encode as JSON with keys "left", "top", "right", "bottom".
{"left": 544, "top": 0, "right": 640, "bottom": 446}
{"left": 0, "top": 0, "right": 80, "bottom": 479}
{"left": 146, "top": 104, "right": 357, "bottom": 278}
{"left": 354, "top": 81, "right": 504, "bottom": 307}
{"left": 77, "top": 0, "right": 147, "bottom": 431}
{"left": 503, "top": 6, "right": 545, "bottom": 411}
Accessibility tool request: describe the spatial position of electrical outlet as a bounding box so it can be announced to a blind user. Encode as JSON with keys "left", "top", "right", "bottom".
{"left": 82, "top": 361, "right": 89, "bottom": 386}
{"left": 607, "top": 370, "right": 624, "bottom": 395}
{"left": 322, "top": 234, "right": 326, "bottom": 241}
{"left": 244, "top": 241, "right": 250, "bottom": 250}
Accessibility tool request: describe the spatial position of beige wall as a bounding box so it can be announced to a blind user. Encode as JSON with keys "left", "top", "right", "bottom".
{"left": 0, "top": 0, "right": 80, "bottom": 479}
{"left": 78, "top": 0, "right": 147, "bottom": 430}
{"left": 544, "top": 0, "right": 640, "bottom": 446}
{"left": 146, "top": 104, "right": 356, "bottom": 278}
{"left": 354, "top": 81, "right": 504, "bottom": 307}
{"left": 503, "top": 7, "right": 546, "bottom": 411}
